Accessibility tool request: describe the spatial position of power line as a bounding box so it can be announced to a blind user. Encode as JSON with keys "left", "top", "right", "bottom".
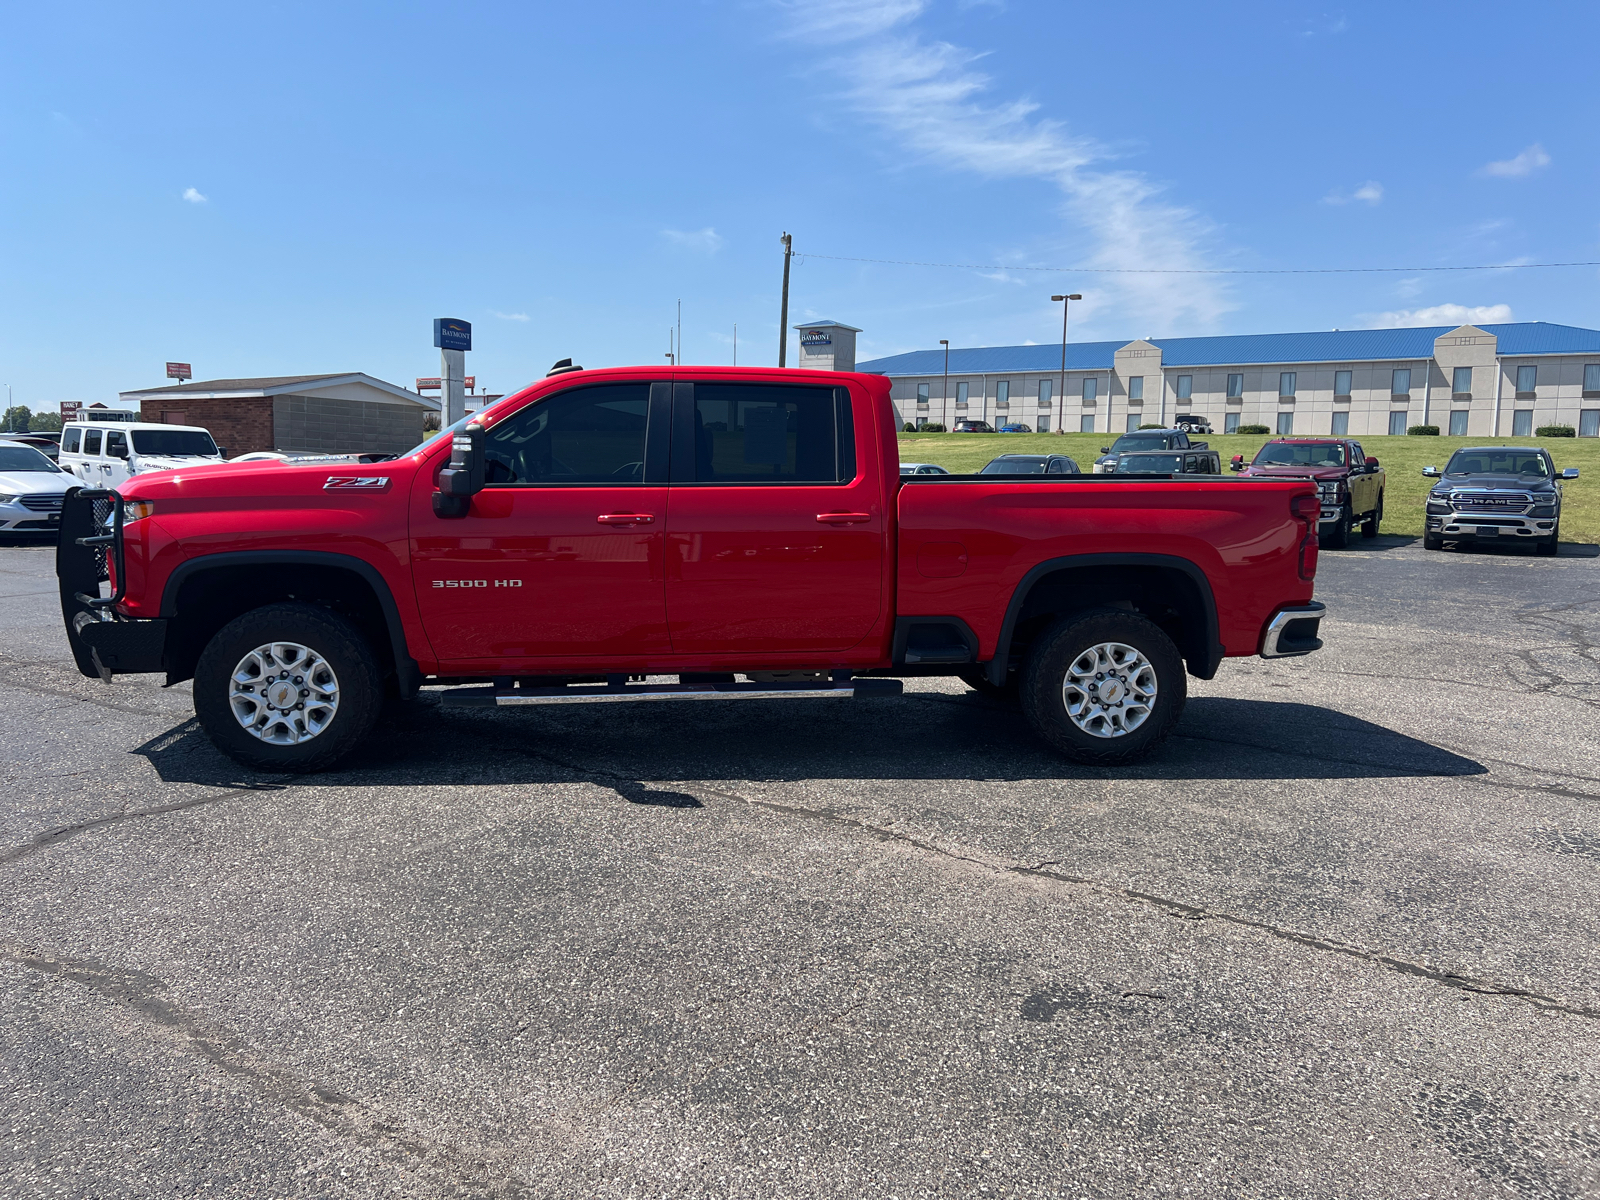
{"left": 791, "top": 252, "right": 1600, "bottom": 276}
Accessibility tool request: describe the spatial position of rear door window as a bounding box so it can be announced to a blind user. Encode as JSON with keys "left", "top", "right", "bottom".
{"left": 83, "top": 429, "right": 103, "bottom": 455}
{"left": 676, "top": 383, "right": 855, "bottom": 484}
{"left": 62, "top": 428, "right": 81, "bottom": 453}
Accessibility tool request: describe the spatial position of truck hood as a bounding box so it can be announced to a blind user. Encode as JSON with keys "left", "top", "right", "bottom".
{"left": 1436, "top": 472, "right": 1555, "bottom": 493}
{"left": 1243, "top": 463, "right": 1348, "bottom": 481}
{"left": 0, "top": 469, "right": 73, "bottom": 495}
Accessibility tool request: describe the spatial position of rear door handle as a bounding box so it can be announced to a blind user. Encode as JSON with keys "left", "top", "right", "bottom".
{"left": 597, "top": 512, "right": 655, "bottom": 525}
{"left": 816, "top": 512, "right": 871, "bottom": 524}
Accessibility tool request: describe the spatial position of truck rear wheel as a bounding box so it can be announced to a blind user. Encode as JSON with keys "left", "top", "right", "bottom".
{"left": 1361, "top": 493, "right": 1383, "bottom": 538}
{"left": 194, "top": 602, "right": 383, "bottom": 773}
{"left": 1020, "top": 610, "right": 1186, "bottom": 766}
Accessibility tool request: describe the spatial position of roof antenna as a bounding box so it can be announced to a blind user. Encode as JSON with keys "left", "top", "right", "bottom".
{"left": 546, "top": 358, "right": 583, "bottom": 376}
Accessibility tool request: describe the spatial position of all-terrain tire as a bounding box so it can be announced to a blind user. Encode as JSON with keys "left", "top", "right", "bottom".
{"left": 1536, "top": 522, "right": 1560, "bottom": 556}
{"left": 1323, "top": 505, "right": 1352, "bottom": 549}
{"left": 194, "top": 602, "right": 384, "bottom": 773}
{"left": 1361, "top": 492, "right": 1383, "bottom": 538}
{"left": 1019, "top": 609, "right": 1186, "bottom": 766}
{"left": 1423, "top": 533, "right": 1443, "bottom": 551}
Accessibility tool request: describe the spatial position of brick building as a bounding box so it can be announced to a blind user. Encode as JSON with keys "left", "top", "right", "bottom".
{"left": 120, "top": 373, "right": 437, "bottom": 457}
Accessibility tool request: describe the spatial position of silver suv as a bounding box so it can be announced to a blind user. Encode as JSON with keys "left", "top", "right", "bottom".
{"left": 1422, "top": 446, "right": 1578, "bottom": 554}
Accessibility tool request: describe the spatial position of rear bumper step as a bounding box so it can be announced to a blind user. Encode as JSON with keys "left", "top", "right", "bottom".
{"left": 441, "top": 678, "right": 903, "bottom": 708}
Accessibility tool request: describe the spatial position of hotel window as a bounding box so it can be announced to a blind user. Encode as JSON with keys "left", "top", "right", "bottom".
{"left": 1127, "top": 376, "right": 1144, "bottom": 401}
{"left": 1175, "top": 375, "right": 1192, "bottom": 400}
{"left": 1449, "top": 410, "right": 1469, "bottom": 436}
{"left": 1391, "top": 368, "right": 1411, "bottom": 396}
{"left": 1584, "top": 364, "right": 1600, "bottom": 395}
{"left": 1226, "top": 373, "right": 1243, "bottom": 398}
{"left": 1330, "top": 411, "right": 1348, "bottom": 435}
{"left": 1276, "top": 411, "right": 1294, "bottom": 435}
{"left": 1037, "top": 415, "right": 1051, "bottom": 432}
{"left": 1082, "top": 377, "right": 1097, "bottom": 402}
{"left": 916, "top": 383, "right": 930, "bottom": 405}
{"left": 1333, "top": 370, "right": 1352, "bottom": 397}
{"left": 1080, "top": 413, "right": 1095, "bottom": 433}
{"left": 1127, "top": 413, "right": 1141, "bottom": 432}
{"left": 1389, "top": 410, "right": 1408, "bottom": 436}
{"left": 956, "top": 382, "right": 969, "bottom": 407}
{"left": 1452, "top": 367, "right": 1472, "bottom": 396}
{"left": 1038, "top": 378, "right": 1053, "bottom": 406}
{"left": 1279, "top": 372, "right": 1296, "bottom": 398}
{"left": 1513, "top": 409, "right": 1533, "bottom": 436}
{"left": 996, "top": 380, "right": 1010, "bottom": 408}
{"left": 1580, "top": 409, "right": 1600, "bottom": 437}
{"left": 1224, "top": 412, "right": 1240, "bottom": 433}
{"left": 1516, "top": 365, "right": 1537, "bottom": 396}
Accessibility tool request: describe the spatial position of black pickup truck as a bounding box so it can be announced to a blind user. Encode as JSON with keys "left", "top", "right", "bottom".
{"left": 1423, "top": 445, "right": 1578, "bottom": 553}
{"left": 1092, "top": 429, "right": 1208, "bottom": 474}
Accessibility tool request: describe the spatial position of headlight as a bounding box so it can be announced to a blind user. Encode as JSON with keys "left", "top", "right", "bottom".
{"left": 121, "top": 500, "right": 156, "bottom": 523}
{"left": 0, "top": 493, "right": 16, "bottom": 505}
{"left": 1426, "top": 502, "right": 1451, "bottom": 515}
{"left": 1530, "top": 503, "right": 1556, "bottom": 518}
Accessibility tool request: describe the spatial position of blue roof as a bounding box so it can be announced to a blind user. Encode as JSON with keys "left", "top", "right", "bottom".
{"left": 857, "top": 322, "right": 1600, "bottom": 375}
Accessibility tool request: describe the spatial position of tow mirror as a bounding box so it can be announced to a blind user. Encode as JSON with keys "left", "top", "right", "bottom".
{"left": 1422, "top": 465, "right": 1439, "bottom": 478}
{"left": 433, "top": 422, "right": 485, "bottom": 518}
{"left": 1563, "top": 467, "right": 1580, "bottom": 479}
{"left": 1365, "top": 456, "right": 1379, "bottom": 468}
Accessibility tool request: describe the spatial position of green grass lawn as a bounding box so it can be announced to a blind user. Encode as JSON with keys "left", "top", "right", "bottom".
{"left": 897, "top": 431, "right": 1600, "bottom": 542}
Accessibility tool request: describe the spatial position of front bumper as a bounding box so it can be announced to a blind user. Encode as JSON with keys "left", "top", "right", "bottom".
{"left": 0, "top": 501, "right": 63, "bottom": 532}
{"left": 1427, "top": 512, "right": 1555, "bottom": 540}
{"left": 1260, "top": 602, "right": 1326, "bottom": 658}
{"left": 57, "top": 486, "right": 167, "bottom": 681}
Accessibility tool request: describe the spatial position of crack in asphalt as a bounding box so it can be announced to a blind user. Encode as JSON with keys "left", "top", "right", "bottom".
{"left": 0, "top": 653, "right": 182, "bottom": 718}
{"left": 1511, "top": 598, "right": 1600, "bottom": 711}
{"left": 3, "top": 945, "right": 540, "bottom": 1198}
{"left": 0, "top": 786, "right": 275, "bottom": 866}
{"left": 496, "top": 742, "right": 1600, "bottom": 1024}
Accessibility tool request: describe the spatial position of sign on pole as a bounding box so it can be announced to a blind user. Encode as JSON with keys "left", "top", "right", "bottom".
{"left": 432, "top": 319, "right": 472, "bottom": 352}
{"left": 60, "top": 401, "right": 82, "bottom": 421}
{"left": 166, "top": 362, "right": 193, "bottom": 381}
{"left": 415, "top": 378, "right": 442, "bottom": 391}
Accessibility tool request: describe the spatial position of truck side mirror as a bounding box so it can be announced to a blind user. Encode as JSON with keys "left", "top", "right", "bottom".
{"left": 216, "top": 446, "right": 228, "bottom": 459}
{"left": 1421, "top": 466, "right": 1439, "bottom": 477}
{"left": 1230, "top": 455, "right": 1244, "bottom": 472}
{"left": 1100, "top": 446, "right": 1110, "bottom": 453}
{"left": 1563, "top": 467, "right": 1580, "bottom": 479}
{"left": 1364, "top": 456, "right": 1379, "bottom": 468}
{"left": 433, "top": 422, "right": 485, "bottom": 518}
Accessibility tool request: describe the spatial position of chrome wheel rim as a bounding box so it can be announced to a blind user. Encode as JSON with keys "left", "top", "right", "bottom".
{"left": 228, "top": 641, "right": 340, "bottom": 745}
{"left": 1062, "top": 641, "right": 1157, "bottom": 738}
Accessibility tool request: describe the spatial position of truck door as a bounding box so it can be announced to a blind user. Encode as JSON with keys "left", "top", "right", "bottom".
{"left": 79, "top": 427, "right": 108, "bottom": 484}
{"left": 411, "top": 380, "right": 673, "bottom": 663}
{"left": 663, "top": 381, "right": 883, "bottom": 654}
{"left": 1347, "top": 443, "right": 1371, "bottom": 513}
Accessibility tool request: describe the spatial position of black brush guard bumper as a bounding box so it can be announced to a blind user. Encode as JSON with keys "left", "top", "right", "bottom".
{"left": 57, "top": 488, "right": 167, "bottom": 681}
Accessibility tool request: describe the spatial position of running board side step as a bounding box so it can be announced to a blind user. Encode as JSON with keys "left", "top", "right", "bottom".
{"left": 441, "top": 678, "right": 904, "bottom": 708}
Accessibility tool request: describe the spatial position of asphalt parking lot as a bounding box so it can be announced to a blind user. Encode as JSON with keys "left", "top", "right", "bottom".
{"left": 2, "top": 535, "right": 1597, "bottom": 1199}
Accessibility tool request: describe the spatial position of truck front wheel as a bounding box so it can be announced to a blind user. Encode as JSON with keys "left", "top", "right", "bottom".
{"left": 1020, "top": 610, "right": 1186, "bottom": 766}
{"left": 194, "top": 602, "right": 384, "bottom": 772}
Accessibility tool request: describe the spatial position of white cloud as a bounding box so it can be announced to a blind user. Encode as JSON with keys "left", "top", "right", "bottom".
{"left": 1365, "top": 303, "right": 1514, "bottom": 329}
{"left": 662, "top": 227, "right": 725, "bottom": 253}
{"left": 491, "top": 310, "right": 530, "bottom": 321}
{"left": 1395, "top": 277, "right": 1423, "bottom": 298}
{"left": 1323, "top": 180, "right": 1382, "bottom": 205}
{"left": 1481, "top": 144, "right": 1550, "bottom": 178}
{"left": 784, "top": 2, "right": 1230, "bottom": 332}
{"left": 182, "top": 187, "right": 207, "bottom": 204}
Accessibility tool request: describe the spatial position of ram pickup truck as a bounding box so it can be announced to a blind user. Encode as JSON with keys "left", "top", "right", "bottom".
{"left": 1422, "top": 445, "right": 1578, "bottom": 553}
{"left": 58, "top": 366, "right": 1326, "bottom": 772}
{"left": 1232, "top": 438, "right": 1385, "bottom": 549}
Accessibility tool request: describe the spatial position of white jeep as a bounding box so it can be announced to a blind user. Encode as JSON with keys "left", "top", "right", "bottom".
{"left": 59, "top": 421, "right": 225, "bottom": 488}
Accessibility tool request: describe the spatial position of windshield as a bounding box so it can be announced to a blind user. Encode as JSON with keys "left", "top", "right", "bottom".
{"left": 1118, "top": 452, "right": 1183, "bottom": 472}
{"left": 1253, "top": 442, "right": 1346, "bottom": 467}
{"left": 1444, "top": 449, "right": 1549, "bottom": 477}
{"left": 981, "top": 456, "right": 1049, "bottom": 474}
{"left": 0, "top": 444, "right": 62, "bottom": 473}
{"left": 131, "top": 430, "right": 219, "bottom": 457}
{"left": 1109, "top": 434, "right": 1169, "bottom": 453}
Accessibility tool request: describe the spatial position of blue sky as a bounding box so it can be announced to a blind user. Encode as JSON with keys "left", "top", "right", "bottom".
{"left": 3, "top": 0, "right": 1597, "bottom": 408}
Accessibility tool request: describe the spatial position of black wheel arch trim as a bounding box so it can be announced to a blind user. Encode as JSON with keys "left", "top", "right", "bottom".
{"left": 159, "top": 550, "right": 421, "bottom": 692}
{"left": 986, "top": 553, "right": 1224, "bottom": 686}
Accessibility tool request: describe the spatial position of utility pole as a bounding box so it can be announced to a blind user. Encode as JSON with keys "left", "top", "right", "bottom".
{"left": 778, "top": 232, "right": 793, "bottom": 367}
{"left": 939, "top": 340, "right": 949, "bottom": 430}
{"left": 677, "top": 300, "right": 682, "bottom": 366}
{"left": 1051, "top": 294, "right": 1082, "bottom": 435}
{"left": 667, "top": 328, "right": 675, "bottom": 366}
{"left": 733, "top": 323, "right": 738, "bottom": 366}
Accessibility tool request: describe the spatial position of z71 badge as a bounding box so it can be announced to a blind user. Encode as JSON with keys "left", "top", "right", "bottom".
{"left": 324, "top": 476, "right": 392, "bottom": 491}
{"left": 432, "top": 579, "right": 524, "bottom": 588}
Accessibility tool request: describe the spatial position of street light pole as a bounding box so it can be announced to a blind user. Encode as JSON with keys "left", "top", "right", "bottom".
{"left": 939, "top": 339, "right": 949, "bottom": 430}
{"left": 1051, "top": 294, "right": 1081, "bottom": 434}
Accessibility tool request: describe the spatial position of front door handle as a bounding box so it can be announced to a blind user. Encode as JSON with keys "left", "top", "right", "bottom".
{"left": 816, "top": 512, "right": 871, "bottom": 524}
{"left": 597, "top": 512, "right": 655, "bottom": 525}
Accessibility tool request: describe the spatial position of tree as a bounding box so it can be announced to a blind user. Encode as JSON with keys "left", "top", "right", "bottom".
{"left": 2, "top": 405, "right": 31, "bottom": 433}
{"left": 28, "top": 411, "right": 62, "bottom": 432}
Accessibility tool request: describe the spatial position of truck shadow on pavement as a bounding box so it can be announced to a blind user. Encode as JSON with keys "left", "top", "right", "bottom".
{"left": 131, "top": 690, "right": 1486, "bottom": 794}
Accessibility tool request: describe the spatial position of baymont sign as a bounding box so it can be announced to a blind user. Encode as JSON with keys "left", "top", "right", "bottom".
{"left": 800, "top": 331, "right": 832, "bottom": 346}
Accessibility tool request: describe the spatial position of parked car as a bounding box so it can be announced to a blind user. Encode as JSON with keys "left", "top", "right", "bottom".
{"left": 0, "top": 433, "right": 62, "bottom": 463}
{"left": 59, "top": 421, "right": 225, "bottom": 488}
{"left": 59, "top": 366, "right": 1325, "bottom": 773}
{"left": 1110, "top": 448, "right": 1222, "bottom": 474}
{"left": 1173, "top": 414, "right": 1214, "bottom": 435}
{"left": 998, "top": 423, "right": 1032, "bottom": 433}
{"left": 953, "top": 420, "right": 996, "bottom": 433}
{"left": 979, "top": 453, "right": 1080, "bottom": 475}
{"left": 1233, "top": 438, "right": 1385, "bottom": 549}
{"left": 0, "top": 441, "right": 72, "bottom": 534}
{"left": 900, "top": 462, "right": 951, "bottom": 476}
{"left": 1422, "top": 446, "right": 1577, "bottom": 554}
{"left": 1092, "top": 428, "right": 1206, "bottom": 473}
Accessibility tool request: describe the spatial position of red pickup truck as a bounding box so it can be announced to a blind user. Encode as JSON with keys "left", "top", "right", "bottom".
{"left": 58, "top": 366, "right": 1325, "bottom": 771}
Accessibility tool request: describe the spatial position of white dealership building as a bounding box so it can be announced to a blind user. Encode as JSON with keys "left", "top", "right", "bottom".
{"left": 846, "top": 320, "right": 1600, "bottom": 438}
